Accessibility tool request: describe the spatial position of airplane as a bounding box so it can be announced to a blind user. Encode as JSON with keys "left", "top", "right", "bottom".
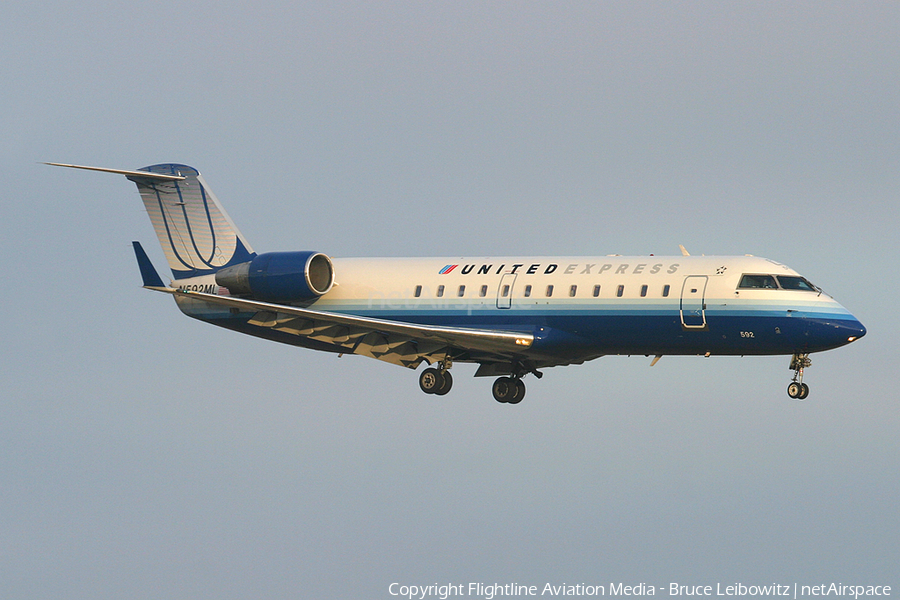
{"left": 48, "top": 162, "right": 866, "bottom": 403}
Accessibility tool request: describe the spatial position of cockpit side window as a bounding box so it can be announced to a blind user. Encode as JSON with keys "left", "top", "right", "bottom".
{"left": 738, "top": 274, "right": 778, "bottom": 289}
{"left": 776, "top": 275, "right": 817, "bottom": 291}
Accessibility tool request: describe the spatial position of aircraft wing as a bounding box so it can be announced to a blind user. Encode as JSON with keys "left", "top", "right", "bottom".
{"left": 166, "top": 288, "right": 534, "bottom": 369}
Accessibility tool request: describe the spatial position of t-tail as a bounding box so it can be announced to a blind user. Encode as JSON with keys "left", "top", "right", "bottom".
{"left": 47, "top": 163, "right": 256, "bottom": 280}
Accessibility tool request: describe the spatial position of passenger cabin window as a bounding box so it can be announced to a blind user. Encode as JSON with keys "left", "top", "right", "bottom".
{"left": 437, "top": 285, "right": 445, "bottom": 297}
{"left": 414, "top": 285, "right": 422, "bottom": 298}
{"left": 546, "top": 285, "right": 554, "bottom": 297}
{"left": 524, "top": 284, "right": 532, "bottom": 298}
{"left": 777, "top": 276, "right": 817, "bottom": 291}
{"left": 640, "top": 284, "right": 648, "bottom": 297}
{"left": 480, "top": 285, "right": 488, "bottom": 297}
{"left": 617, "top": 285, "right": 624, "bottom": 297}
{"left": 739, "top": 274, "right": 779, "bottom": 289}
{"left": 458, "top": 285, "right": 465, "bottom": 297}
{"left": 662, "top": 284, "right": 670, "bottom": 297}
{"left": 569, "top": 285, "right": 577, "bottom": 297}
{"left": 501, "top": 284, "right": 510, "bottom": 297}
{"left": 593, "top": 285, "right": 601, "bottom": 297}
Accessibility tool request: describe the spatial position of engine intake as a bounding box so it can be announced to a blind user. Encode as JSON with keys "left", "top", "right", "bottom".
{"left": 215, "top": 251, "right": 335, "bottom": 302}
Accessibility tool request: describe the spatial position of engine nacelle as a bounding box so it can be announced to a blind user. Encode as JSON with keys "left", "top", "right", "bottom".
{"left": 215, "top": 251, "right": 335, "bottom": 302}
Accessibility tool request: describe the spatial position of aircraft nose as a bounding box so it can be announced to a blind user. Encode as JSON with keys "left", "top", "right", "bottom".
{"left": 848, "top": 318, "right": 866, "bottom": 342}
{"left": 804, "top": 315, "right": 866, "bottom": 350}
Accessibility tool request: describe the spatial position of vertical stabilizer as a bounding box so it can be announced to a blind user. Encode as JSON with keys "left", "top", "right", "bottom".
{"left": 129, "top": 164, "right": 255, "bottom": 280}
{"left": 46, "top": 162, "right": 257, "bottom": 280}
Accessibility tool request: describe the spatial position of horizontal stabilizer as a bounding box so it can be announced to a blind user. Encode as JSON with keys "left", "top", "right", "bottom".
{"left": 44, "top": 162, "right": 186, "bottom": 182}
{"left": 132, "top": 241, "right": 166, "bottom": 288}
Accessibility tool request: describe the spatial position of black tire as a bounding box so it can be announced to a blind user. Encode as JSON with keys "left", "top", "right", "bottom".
{"left": 419, "top": 368, "right": 445, "bottom": 394}
{"left": 434, "top": 370, "right": 453, "bottom": 396}
{"left": 798, "top": 383, "right": 810, "bottom": 400}
{"left": 787, "top": 382, "right": 802, "bottom": 399}
{"left": 507, "top": 379, "right": 526, "bottom": 404}
{"left": 492, "top": 377, "right": 515, "bottom": 403}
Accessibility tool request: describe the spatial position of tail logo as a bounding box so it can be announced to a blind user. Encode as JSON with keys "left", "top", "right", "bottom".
{"left": 136, "top": 165, "right": 253, "bottom": 278}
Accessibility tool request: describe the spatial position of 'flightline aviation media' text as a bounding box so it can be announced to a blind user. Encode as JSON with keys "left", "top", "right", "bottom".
{"left": 388, "top": 583, "right": 891, "bottom": 600}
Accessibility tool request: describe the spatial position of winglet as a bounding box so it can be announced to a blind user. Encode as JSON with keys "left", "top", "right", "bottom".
{"left": 132, "top": 241, "right": 167, "bottom": 288}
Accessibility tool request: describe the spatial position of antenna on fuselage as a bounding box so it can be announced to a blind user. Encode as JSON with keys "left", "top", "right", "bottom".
{"left": 679, "top": 245, "right": 690, "bottom": 256}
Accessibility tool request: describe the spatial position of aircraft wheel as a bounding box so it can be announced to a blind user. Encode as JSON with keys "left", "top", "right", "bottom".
{"left": 419, "top": 368, "right": 445, "bottom": 394}
{"left": 492, "top": 377, "right": 525, "bottom": 404}
{"left": 507, "top": 379, "right": 526, "bottom": 404}
{"left": 434, "top": 370, "right": 453, "bottom": 396}
{"left": 798, "top": 383, "right": 810, "bottom": 400}
{"left": 492, "top": 377, "right": 516, "bottom": 403}
{"left": 787, "top": 382, "right": 801, "bottom": 399}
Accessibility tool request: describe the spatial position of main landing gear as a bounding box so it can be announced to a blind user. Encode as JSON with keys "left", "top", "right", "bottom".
{"left": 491, "top": 376, "right": 526, "bottom": 404}
{"left": 490, "top": 362, "right": 542, "bottom": 404}
{"left": 787, "top": 353, "right": 811, "bottom": 400}
{"left": 418, "top": 360, "right": 540, "bottom": 404}
{"left": 419, "top": 365, "right": 453, "bottom": 396}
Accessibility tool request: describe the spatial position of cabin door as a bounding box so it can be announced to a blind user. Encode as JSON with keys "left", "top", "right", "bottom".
{"left": 680, "top": 275, "right": 708, "bottom": 329}
{"left": 496, "top": 273, "right": 517, "bottom": 309}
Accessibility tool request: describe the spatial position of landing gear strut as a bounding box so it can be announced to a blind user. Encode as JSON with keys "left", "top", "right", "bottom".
{"left": 787, "top": 353, "right": 811, "bottom": 400}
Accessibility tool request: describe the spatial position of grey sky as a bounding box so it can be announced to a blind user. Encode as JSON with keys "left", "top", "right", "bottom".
{"left": 2, "top": 2, "right": 898, "bottom": 598}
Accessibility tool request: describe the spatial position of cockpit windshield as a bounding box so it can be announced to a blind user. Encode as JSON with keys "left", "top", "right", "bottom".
{"left": 738, "top": 274, "right": 819, "bottom": 292}
{"left": 738, "top": 274, "right": 778, "bottom": 289}
{"left": 776, "top": 276, "right": 818, "bottom": 291}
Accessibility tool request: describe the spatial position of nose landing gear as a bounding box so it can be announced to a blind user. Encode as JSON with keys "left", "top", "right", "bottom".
{"left": 787, "top": 353, "right": 811, "bottom": 399}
